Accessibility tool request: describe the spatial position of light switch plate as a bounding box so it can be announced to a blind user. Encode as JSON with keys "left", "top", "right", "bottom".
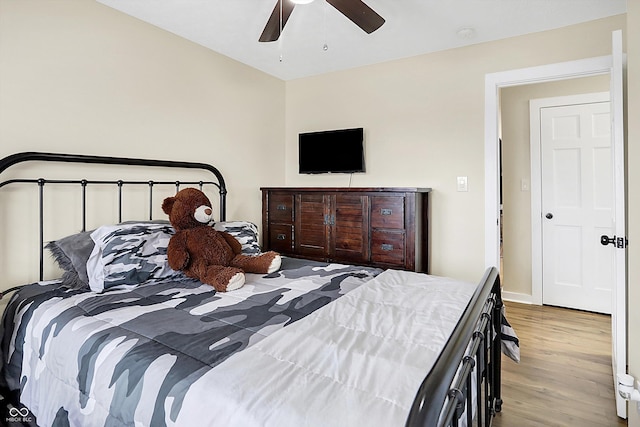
{"left": 457, "top": 176, "right": 468, "bottom": 192}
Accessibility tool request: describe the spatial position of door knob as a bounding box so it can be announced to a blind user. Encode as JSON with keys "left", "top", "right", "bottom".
{"left": 601, "top": 235, "right": 627, "bottom": 248}
{"left": 601, "top": 235, "right": 615, "bottom": 246}
{"left": 545, "top": 213, "right": 553, "bottom": 219}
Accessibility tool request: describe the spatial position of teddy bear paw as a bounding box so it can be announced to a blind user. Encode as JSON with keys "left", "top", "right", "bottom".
{"left": 267, "top": 254, "right": 282, "bottom": 274}
{"left": 226, "top": 272, "right": 246, "bottom": 292}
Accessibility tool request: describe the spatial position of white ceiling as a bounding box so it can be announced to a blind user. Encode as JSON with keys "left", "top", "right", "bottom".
{"left": 96, "top": 0, "right": 626, "bottom": 81}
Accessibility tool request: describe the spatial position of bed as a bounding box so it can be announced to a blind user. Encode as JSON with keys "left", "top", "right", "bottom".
{"left": 0, "top": 152, "right": 518, "bottom": 427}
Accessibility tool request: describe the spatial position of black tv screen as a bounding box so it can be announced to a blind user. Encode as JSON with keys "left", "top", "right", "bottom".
{"left": 298, "top": 128, "right": 365, "bottom": 174}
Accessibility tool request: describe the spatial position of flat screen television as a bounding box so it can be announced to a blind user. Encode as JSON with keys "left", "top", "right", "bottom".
{"left": 298, "top": 128, "right": 365, "bottom": 174}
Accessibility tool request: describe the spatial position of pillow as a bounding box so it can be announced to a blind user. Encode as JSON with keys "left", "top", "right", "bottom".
{"left": 46, "top": 220, "right": 172, "bottom": 290}
{"left": 87, "top": 221, "right": 183, "bottom": 292}
{"left": 213, "top": 221, "right": 261, "bottom": 255}
{"left": 45, "top": 231, "right": 95, "bottom": 290}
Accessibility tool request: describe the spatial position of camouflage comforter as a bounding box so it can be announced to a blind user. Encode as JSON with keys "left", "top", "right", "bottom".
{"left": 0, "top": 257, "right": 382, "bottom": 427}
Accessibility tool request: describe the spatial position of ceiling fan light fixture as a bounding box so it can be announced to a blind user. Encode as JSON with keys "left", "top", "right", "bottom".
{"left": 291, "top": 0, "right": 315, "bottom": 4}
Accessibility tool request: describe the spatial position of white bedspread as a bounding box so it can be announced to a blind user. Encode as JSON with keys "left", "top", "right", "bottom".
{"left": 175, "top": 269, "right": 476, "bottom": 427}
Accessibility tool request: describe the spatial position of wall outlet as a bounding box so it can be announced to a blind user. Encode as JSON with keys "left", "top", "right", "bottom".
{"left": 457, "top": 176, "right": 468, "bottom": 192}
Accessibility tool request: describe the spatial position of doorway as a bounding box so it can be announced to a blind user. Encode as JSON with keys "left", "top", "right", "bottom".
{"left": 486, "top": 31, "right": 627, "bottom": 419}
{"left": 499, "top": 81, "right": 610, "bottom": 306}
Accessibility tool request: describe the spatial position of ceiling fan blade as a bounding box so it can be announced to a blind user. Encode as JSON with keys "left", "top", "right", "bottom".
{"left": 259, "top": 0, "right": 296, "bottom": 42}
{"left": 326, "top": 0, "right": 385, "bottom": 34}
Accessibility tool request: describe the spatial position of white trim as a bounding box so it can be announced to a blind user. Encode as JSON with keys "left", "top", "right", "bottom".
{"left": 529, "top": 92, "right": 610, "bottom": 306}
{"left": 484, "top": 55, "right": 612, "bottom": 271}
{"left": 502, "top": 291, "right": 534, "bottom": 305}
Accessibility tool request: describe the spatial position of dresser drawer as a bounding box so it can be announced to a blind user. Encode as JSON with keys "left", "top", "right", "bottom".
{"left": 371, "top": 230, "right": 405, "bottom": 266}
{"left": 370, "top": 196, "right": 404, "bottom": 229}
{"left": 268, "top": 194, "right": 294, "bottom": 223}
{"left": 269, "top": 224, "right": 293, "bottom": 253}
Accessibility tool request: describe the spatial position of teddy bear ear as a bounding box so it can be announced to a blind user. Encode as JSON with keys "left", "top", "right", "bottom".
{"left": 162, "top": 196, "right": 175, "bottom": 215}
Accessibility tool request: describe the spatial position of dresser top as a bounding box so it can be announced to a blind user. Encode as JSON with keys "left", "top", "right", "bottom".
{"left": 260, "top": 187, "right": 432, "bottom": 193}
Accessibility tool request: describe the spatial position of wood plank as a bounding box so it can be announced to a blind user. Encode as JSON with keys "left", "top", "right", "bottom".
{"left": 493, "top": 302, "right": 627, "bottom": 427}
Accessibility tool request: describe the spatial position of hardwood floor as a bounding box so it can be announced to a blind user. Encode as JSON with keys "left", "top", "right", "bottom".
{"left": 492, "top": 302, "right": 627, "bottom": 427}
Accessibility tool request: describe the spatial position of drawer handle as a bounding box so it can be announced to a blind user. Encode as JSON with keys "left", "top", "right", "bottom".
{"left": 381, "top": 243, "right": 394, "bottom": 251}
{"left": 380, "top": 208, "right": 393, "bottom": 216}
{"left": 277, "top": 234, "right": 287, "bottom": 240}
{"left": 277, "top": 204, "right": 288, "bottom": 211}
{"left": 324, "top": 214, "right": 336, "bottom": 226}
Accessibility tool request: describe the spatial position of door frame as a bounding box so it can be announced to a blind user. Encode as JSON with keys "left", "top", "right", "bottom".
{"left": 529, "top": 92, "right": 611, "bottom": 306}
{"left": 484, "top": 54, "right": 613, "bottom": 270}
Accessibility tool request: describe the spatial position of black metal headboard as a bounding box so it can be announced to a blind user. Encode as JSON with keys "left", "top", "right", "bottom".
{"left": 0, "top": 151, "right": 228, "bottom": 283}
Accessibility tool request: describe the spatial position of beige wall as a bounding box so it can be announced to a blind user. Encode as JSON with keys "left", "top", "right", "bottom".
{"left": 0, "top": 0, "right": 285, "bottom": 223}
{"left": 626, "top": 1, "right": 640, "bottom": 425}
{"left": 0, "top": 0, "right": 286, "bottom": 287}
{"left": 500, "top": 76, "right": 610, "bottom": 298}
{"left": 285, "top": 15, "right": 625, "bottom": 283}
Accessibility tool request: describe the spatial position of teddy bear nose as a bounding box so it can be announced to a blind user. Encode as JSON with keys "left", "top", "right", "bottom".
{"left": 194, "top": 205, "right": 213, "bottom": 224}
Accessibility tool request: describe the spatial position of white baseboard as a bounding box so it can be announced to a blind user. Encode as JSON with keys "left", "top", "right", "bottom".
{"left": 502, "top": 290, "right": 535, "bottom": 305}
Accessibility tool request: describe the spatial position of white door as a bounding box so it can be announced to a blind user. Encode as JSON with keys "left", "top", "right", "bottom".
{"left": 610, "top": 29, "right": 627, "bottom": 419}
{"left": 540, "top": 100, "right": 613, "bottom": 314}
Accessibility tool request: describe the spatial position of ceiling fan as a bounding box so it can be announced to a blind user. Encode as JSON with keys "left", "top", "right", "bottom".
{"left": 259, "top": 0, "right": 385, "bottom": 43}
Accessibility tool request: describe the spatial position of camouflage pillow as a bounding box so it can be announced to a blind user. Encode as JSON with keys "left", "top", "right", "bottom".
{"left": 213, "top": 221, "right": 261, "bottom": 255}
{"left": 87, "top": 222, "right": 185, "bottom": 292}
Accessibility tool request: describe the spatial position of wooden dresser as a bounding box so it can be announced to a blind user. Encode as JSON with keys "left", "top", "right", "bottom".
{"left": 261, "top": 187, "right": 431, "bottom": 272}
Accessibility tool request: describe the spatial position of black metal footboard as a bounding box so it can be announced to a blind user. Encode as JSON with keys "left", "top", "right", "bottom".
{"left": 406, "top": 266, "right": 503, "bottom": 427}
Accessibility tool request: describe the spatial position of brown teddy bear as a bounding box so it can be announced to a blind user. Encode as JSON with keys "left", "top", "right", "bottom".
{"left": 162, "top": 187, "right": 281, "bottom": 292}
